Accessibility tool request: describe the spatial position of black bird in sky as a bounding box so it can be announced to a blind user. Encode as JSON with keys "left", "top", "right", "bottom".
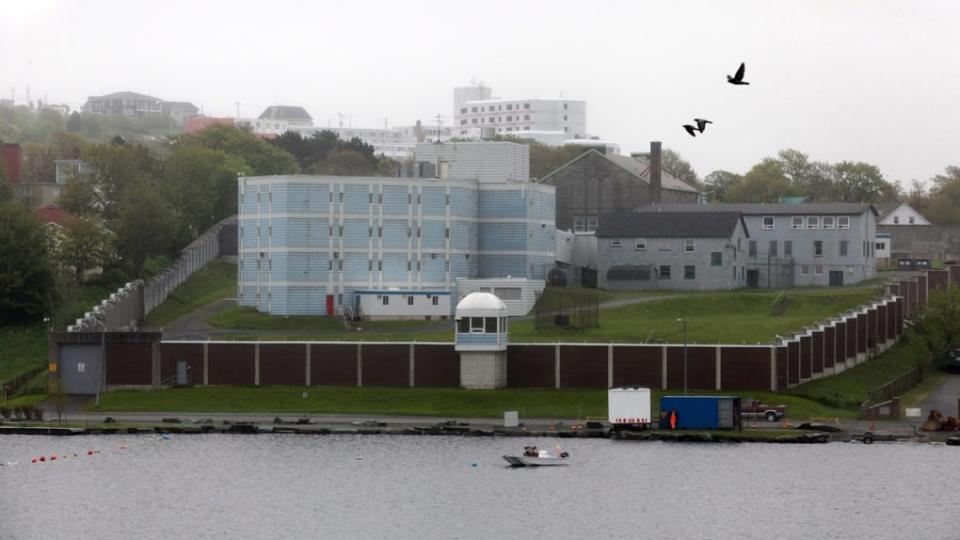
{"left": 727, "top": 62, "right": 749, "bottom": 85}
{"left": 694, "top": 118, "right": 712, "bottom": 132}
{"left": 682, "top": 124, "right": 698, "bottom": 137}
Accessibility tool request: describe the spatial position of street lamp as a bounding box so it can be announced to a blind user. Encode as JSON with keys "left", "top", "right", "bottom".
{"left": 677, "top": 318, "right": 688, "bottom": 395}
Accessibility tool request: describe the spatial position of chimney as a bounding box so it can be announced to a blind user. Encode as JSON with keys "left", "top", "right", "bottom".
{"left": 649, "top": 141, "right": 662, "bottom": 204}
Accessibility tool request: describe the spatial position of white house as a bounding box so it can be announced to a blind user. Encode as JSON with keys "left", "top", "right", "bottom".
{"left": 877, "top": 202, "right": 931, "bottom": 226}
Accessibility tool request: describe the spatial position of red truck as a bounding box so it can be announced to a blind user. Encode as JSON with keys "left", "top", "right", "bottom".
{"left": 741, "top": 399, "right": 787, "bottom": 422}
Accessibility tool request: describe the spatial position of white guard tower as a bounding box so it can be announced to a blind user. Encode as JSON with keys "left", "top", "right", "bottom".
{"left": 454, "top": 292, "right": 508, "bottom": 389}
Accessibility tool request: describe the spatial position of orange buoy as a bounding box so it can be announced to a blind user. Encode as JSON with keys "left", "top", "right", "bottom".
{"left": 31, "top": 458, "right": 37, "bottom": 464}
{"left": 87, "top": 450, "right": 93, "bottom": 456}
{"left": 39, "top": 456, "right": 46, "bottom": 462}
{"left": 50, "top": 455, "right": 57, "bottom": 461}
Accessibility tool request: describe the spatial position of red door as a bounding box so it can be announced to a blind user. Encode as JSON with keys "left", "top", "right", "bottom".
{"left": 326, "top": 295, "right": 334, "bottom": 315}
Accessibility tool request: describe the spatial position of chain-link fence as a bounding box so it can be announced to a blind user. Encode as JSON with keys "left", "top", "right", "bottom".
{"left": 534, "top": 287, "right": 599, "bottom": 330}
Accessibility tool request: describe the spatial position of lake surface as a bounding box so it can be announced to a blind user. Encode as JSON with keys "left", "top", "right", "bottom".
{"left": 1, "top": 434, "right": 956, "bottom": 539}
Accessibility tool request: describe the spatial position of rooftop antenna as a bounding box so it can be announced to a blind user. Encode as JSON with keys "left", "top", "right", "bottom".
{"left": 434, "top": 114, "right": 443, "bottom": 142}
{"left": 338, "top": 113, "right": 344, "bottom": 128}
{"left": 384, "top": 117, "right": 388, "bottom": 130}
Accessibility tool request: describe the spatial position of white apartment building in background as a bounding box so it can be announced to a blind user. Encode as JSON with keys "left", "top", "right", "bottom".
{"left": 452, "top": 84, "right": 588, "bottom": 145}
{"left": 246, "top": 105, "right": 453, "bottom": 160}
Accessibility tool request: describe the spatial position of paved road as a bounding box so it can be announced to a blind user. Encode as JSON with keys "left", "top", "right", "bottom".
{"left": 919, "top": 372, "right": 960, "bottom": 417}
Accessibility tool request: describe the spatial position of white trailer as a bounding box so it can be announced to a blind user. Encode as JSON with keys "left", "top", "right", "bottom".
{"left": 608, "top": 387, "right": 652, "bottom": 431}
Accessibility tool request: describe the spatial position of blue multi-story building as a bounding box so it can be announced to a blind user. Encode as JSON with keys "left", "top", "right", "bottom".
{"left": 237, "top": 141, "right": 555, "bottom": 317}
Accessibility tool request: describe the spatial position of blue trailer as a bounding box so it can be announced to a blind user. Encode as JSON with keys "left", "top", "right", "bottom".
{"left": 659, "top": 396, "right": 742, "bottom": 430}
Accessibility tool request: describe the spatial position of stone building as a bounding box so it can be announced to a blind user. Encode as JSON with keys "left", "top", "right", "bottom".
{"left": 639, "top": 203, "right": 878, "bottom": 288}
{"left": 596, "top": 210, "right": 748, "bottom": 291}
{"left": 536, "top": 142, "right": 699, "bottom": 233}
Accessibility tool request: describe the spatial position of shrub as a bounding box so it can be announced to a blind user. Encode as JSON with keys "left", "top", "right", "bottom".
{"left": 0, "top": 406, "right": 8, "bottom": 419}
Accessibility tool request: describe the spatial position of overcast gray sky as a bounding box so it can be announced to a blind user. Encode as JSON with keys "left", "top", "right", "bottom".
{"left": 2, "top": 0, "right": 957, "bottom": 186}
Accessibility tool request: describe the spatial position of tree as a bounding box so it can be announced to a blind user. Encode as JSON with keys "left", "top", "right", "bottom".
{"left": 161, "top": 145, "right": 250, "bottom": 234}
{"left": 832, "top": 161, "right": 892, "bottom": 203}
{"left": 59, "top": 176, "right": 102, "bottom": 216}
{"left": 702, "top": 170, "right": 742, "bottom": 202}
{"left": 777, "top": 149, "right": 835, "bottom": 202}
{"left": 176, "top": 125, "right": 298, "bottom": 175}
{"left": 82, "top": 140, "right": 159, "bottom": 220}
{"left": 21, "top": 142, "right": 56, "bottom": 183}
{"left": 914, "top": 285, "right": 960, "bottom": 369}
{"left": 56, "top": 215, "right": 114, "bottom": 283}
{"left": 662, "top": 149, "right": 700, "bottom": 188}
{"left": 66, "top": 111, "right": 82, "bottom": 133}
{"left": 0, "top": 155, "right": 10, "bottom": 204}
{"left": 272, "top": 130, "right": 381, "bottom": 174}
{"left": 307, "top": 149, "right": 378, "bottom": 176}
{"left": 115, "top": 179, "right": 181, "bottom": 278}
{"left": 0, "top": 203, "right": 56, "bottom": 324}
{"left": 527, "top": 142, "right": 586, "bottom": 180}
{"left": 923, "top": 166, "right": 960, "bottom": 224}
{"left": 724, "top": 159, "right": 793, "bottom": 202}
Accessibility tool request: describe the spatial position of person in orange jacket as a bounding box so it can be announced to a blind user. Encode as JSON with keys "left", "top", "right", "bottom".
{"left": 669, "top": 409, "right": 678, "bottom": 430}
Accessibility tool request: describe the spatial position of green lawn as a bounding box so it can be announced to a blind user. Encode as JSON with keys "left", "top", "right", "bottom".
{"left": 509, "top": 287, "right": 881, "bottom": 344}
{"left": 787, "top": 330, "right": 929, "bottom": 409}
{"left": 205, "top": 286, "right": 882, "bottom": 345}
{"left": 92, "top": 386, "right": 849, "bottom": 420}
{"left": 0, "top": 325, "right": 47, "bottom": 385}
{"left": 146, "top": 262, "right": 237, "bottom": 327}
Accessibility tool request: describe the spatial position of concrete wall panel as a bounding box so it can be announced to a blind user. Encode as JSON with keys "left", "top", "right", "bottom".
{"left": 260, "top": 344, "right": 306, "bottom": 386}
{"left": 106, "top": 343, "right": 153, "bottom": 386}
{"left": 160, "top": 343, "right": 203, "bottom": 383}
{"left": 799, "top": 336, "right": 812, "bottom": 379}
{"left": 361, "top": 345, "right": 409, "bottom": 387}
{"left": 559, "top": 345, "right": 608, "bottom": 388}
{"left": 823, "top": 327, "right": 836, "bottom": 369}
{"left": 310, "top": 344, "right": 357, "bottom": 386}
{"left": 776, "top": 347, "right": 787, "bottom": 391}
{"left": 666, "top": 346, "right": 714, "bottom": 390}
{"left": 720, "top": 347, "right": 770, "bottom": 391}
{"left": 612, "top": 346, "right": 662, "bottom": 388}
{"left": 811, "top": 331, "right": 824, "bottom": 375}
{"left": 413, "top": 345, "right": 459, "bottom": 387}
{"left": 787, "top": 341, "right": 800, "bottom": 385}
{"left": 507, "top": 345, "right": 555, "bottom": 388}
{"left": 208, "top": 343, "right": 255, "bottom": 385}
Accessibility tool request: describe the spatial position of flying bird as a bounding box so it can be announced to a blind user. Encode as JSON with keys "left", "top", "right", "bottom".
{"left": 682, "top": 124, "right": 698, "bottom": 137}
{"left": 727, "top": 62, "right": 749, "bottom": 85}
{"left": 694, "top": 118, "right": 712, "bottom": 132}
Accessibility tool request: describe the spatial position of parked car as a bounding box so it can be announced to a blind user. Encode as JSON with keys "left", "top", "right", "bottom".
{"left": 943, "top": 348, "right": 960, "bottom": 373}
{"left": 741, "top": 399, "right": 787, "bottom": 422}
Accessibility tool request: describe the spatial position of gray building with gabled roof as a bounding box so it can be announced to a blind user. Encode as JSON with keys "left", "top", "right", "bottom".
{"left": 638, "top": 203, "right": 878, "bottom": 288}
{"left": 596, "top": 210, "right": 749, "bottom": 291}
{"left": 536, "top": 143, "right": 699, "bottom": 234}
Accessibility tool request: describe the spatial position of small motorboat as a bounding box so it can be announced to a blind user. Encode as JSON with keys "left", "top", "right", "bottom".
{"left": 503, "top": 446, "right": 569, "bottom": 467}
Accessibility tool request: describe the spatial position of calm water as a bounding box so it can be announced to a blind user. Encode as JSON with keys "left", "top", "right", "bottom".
{"left": 0, "top": 434, "right": 956, "bottom": 539}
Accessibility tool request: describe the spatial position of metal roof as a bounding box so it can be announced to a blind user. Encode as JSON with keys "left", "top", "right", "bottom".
{"left": 596, "top": 210, "right": 748, "bottom": 239}
{"left": 537, "top": 149, "right": 698, "bottom": 193}
{"left": 639, "top": 203, "right": 878, "bottom": 216}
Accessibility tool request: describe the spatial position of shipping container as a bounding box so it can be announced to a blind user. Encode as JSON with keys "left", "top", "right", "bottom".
{"left": 608, "top": 387, "right": 652, "bottom": 431}
{"left": 659, "top": 396, "right": 742, "bottom": 430}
